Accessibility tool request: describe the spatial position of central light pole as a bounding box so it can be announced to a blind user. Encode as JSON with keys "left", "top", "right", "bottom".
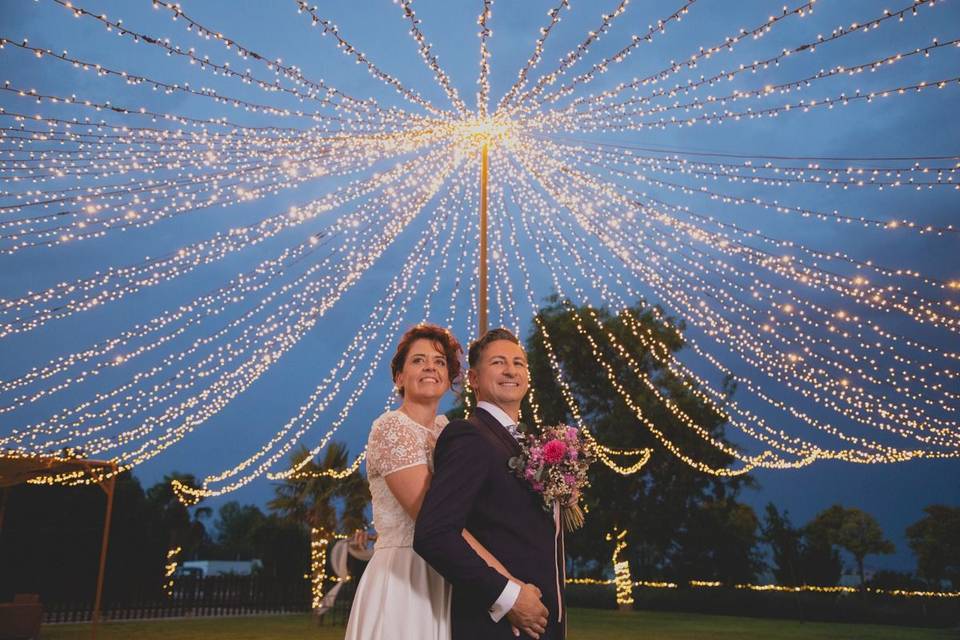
{"left": 478, "top": 141, "right": 489, "bottom": 338}
{"left": 459, "top": 116, "right": 509, "bottom": 339}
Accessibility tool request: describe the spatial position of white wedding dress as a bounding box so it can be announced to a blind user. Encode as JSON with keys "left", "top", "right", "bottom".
{"left": 344, "top": 410, "right": 452, "bottom": 640}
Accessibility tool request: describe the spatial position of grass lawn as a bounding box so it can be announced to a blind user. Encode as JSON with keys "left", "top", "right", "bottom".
{"left": 41, "top": 608, "right": 958, "bottom": 640}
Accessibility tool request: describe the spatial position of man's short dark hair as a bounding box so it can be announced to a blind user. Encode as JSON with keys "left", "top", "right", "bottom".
{"left": 468, "top": 327, "right": 521, "bottom": 367}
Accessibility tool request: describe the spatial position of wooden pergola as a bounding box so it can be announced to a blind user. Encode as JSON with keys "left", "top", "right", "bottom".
{"left": 0, "top": 455, "right": 118, "bottom": 640}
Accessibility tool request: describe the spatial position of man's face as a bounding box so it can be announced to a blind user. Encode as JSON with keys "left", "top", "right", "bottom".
{"left": 468, "top": 339, "right": 530, "bottom": 409}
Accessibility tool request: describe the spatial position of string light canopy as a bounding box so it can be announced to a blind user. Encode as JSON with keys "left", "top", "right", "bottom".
{"left": 0, "top": 0, "right": 957, "bottom": 500}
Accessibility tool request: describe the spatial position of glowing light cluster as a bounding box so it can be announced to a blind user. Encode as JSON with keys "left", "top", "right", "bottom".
{"left": 163, "top": 546, "right": 181, "bottom": 597}
{"left": 607, "top": 528, "right": 634, "bottom": 606}
{"left": 309, "top": 531, "right": 328, "bottom": 609}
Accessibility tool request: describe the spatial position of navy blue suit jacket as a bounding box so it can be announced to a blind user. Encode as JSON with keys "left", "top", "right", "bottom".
{"left": 414, "top": 407, "right": 565, "bottom": 640}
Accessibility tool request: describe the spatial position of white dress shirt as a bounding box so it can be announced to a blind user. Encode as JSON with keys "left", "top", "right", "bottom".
{"left": 475, "top": 401, "right": 522, "bottom": 622}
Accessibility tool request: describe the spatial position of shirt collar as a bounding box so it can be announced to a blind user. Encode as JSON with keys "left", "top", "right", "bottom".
{"left": 476, "top": 401, "right": 516, "bottom": 429}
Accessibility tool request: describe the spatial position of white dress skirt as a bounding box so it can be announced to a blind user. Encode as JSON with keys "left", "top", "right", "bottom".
{"left": 344, "top": 545, "right": 451, "bottom": 639}
{"left": 344, "top": 410, "right": 452, "bottom": 640}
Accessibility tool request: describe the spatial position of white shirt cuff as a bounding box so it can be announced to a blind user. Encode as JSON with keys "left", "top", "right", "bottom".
{"left": 488, "top": 580, "right": 521, "bottom": 623}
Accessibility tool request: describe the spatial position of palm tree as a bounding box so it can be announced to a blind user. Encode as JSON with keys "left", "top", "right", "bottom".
{"left": 268, "top": 442, "right": 369, "bottom": 612}
{"left": 147, "top": 474, "right": 211, "bottom": 551}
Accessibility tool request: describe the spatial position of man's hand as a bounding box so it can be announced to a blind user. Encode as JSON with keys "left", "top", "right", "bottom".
{"left": 505, "top": 582, "right": 548, "bottom": 639}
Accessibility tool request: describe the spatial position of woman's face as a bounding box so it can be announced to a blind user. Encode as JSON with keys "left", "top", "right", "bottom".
{"left": 396, "top": 338, "right": 450, "bottom": 402}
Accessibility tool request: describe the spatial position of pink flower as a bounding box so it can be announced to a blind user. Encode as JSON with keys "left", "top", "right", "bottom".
{"left": 543, "top": 440, "right": 568, "bottom": 464}
{"left": 532, "top": 482, "right": 544, "bottom": 492}
{"left": 568, "top": 449, "right": 578, "bottom": 461}
{"left": 563, "top": 473, "right": 575, "bottom": 486}
{"left": 566, "top": 426, "right": 578, "bottom": 439}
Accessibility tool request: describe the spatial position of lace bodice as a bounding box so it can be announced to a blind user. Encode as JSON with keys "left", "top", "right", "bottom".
{"left": 366, "top": 410, "right": 448, "bottom": 549}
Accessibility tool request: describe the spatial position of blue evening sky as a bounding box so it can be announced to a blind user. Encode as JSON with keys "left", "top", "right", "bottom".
{"left": 1, "top": 0, "right": 958, "bottom": 576}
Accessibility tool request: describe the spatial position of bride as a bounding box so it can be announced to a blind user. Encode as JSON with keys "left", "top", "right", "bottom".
{"left": 344, "top": 323, "right": 520, "bottom": 639}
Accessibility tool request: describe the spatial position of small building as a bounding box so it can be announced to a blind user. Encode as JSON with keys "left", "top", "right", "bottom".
{"left": 178, "top": 559, "right": 263, "bottom": 578}
{"left": 839, "top": 565, "right": 877, "bottom": 587}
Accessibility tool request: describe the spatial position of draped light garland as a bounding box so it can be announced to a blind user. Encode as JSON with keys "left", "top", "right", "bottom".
{"left": 0, "top": 0, "right": 956, "bottom": 498}
{"left": 566, "top": 577, "right": 960, "bottom": 599}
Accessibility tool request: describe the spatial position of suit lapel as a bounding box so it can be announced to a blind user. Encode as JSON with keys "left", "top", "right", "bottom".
{"left": 473, "top": 408, "right": 559, "bottom": 539}
{"left": 470, "top": 407, "right": 522, "bottom": 457}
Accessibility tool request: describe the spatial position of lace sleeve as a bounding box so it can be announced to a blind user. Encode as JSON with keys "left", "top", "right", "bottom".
{"left": 367, "top": 413, "right": 428, "bottom": 477}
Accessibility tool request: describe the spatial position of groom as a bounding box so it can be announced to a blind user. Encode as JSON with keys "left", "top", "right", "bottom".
{"left": 415, "top": 328, "right": 565, "bottom": 640}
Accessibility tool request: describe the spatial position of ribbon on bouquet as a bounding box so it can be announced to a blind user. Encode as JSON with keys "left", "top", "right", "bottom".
{"left": 553, "top": 500, "right": 564, "bottom": 623}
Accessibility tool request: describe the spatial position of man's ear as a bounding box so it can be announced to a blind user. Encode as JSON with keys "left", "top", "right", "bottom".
{"left": 467, "top": 368, "right": 478, "bottom": 388}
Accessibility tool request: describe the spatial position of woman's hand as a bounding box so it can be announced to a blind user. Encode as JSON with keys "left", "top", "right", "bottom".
{"left": 350, "top": 528, "right": 373, "bottom": 550}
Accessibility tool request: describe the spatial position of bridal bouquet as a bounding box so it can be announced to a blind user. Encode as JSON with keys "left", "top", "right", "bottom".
{"left": 508, "top": 424, "right": 596, "bottom": 532}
